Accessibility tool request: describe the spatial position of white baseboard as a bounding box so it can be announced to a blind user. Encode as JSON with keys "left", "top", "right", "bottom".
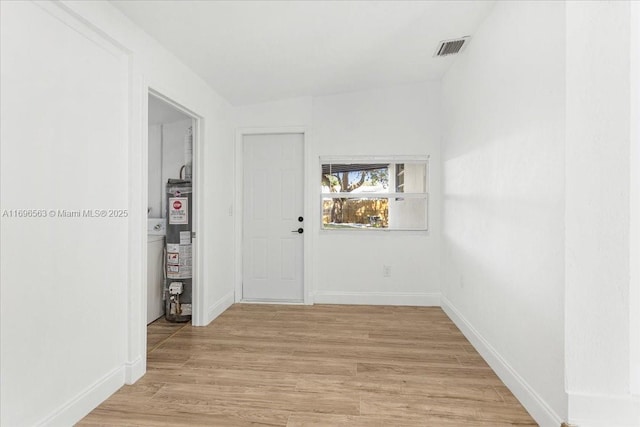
{"left": 35, "top": 365, "right": 124, "bottom": 427}
{"left": 205, "top": 289, "right": 235, "bottom": 325}
{"left": 568, "top": 392, "right": 640, "bottom": 426}
{"left": 124, "top": 355, "right": 145, "bottom": 384}
{"left": 441, "top": 297, "right": 562, "bottom": 427}
{"left": 313, "top": 291, "right": 441, "bottom": 306}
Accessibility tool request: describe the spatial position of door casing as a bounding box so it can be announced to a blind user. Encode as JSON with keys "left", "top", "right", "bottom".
{"left": 234, "top": 128, "right": 312, "bottom": 304}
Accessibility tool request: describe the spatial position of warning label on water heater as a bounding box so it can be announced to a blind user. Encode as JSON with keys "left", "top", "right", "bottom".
{"left": 169, "top": 197, "right": 188, "bottom": 224}
{"left": 167, "top": 252, "right": 179, "bottom": 265}
{"left": 166, "top": 244, "right": 192, "bottom": 279}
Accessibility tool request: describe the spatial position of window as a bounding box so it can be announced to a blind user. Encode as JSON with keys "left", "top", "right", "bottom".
{"left": 321, "top": 156, "right": 429, "bottom": 231}
{"left": 395, "top": 163, "right": 405, "bottom": 201}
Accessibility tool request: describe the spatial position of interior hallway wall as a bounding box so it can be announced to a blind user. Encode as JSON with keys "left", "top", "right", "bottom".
{"left": 0, "top": 1, "right": 233, "bottom": 425}
{"left": 60, "top": 0, "right": 236, "bottom": 324}
{"left": 565, "top": 1, "right": 640, "bottom": 425}
{"left": 440, "top": 1, "right": 566, "bottom": 425}
{"left": 232, "top": 82, "right": 441, "bottom": 306}
{"left": 1, "top": 2, "right": 130, "bottom": 425}
{"left": 312, "top": 83, "right": 441, "bottom": 304}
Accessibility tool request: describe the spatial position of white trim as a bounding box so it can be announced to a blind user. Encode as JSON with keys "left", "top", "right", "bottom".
{"left": 127, "top": 71, "right": 146, "bottom": 385}
{"left": 323, "top": 192, "right": 427, "bottom": 199}
{"left": 567, "top": 392, "right": 640, "bottom": 427}
{"left": 441, "top": 297, "right": 562, "bottom": 427}
{"left": 40, "top": 1, "right": 130, "bottom": 57}
{"left": 234, "top": 131, "right": 243, "bottom": 303}
{"left": 144, "top": 89, "right": 206, "bottom": 326}
{"left": 124, "top": 82, "right": 205, "bottom": 390}
{"left": 239, "top": 300, "right": 306, "bottom": 305}
{"left": 34, "top": 366, "right": 124, "bottom": 427}
{"left": 124, "top": 356, "right": 145, "bottom": 384}
{"left": 205, "top": 289, "right": 235, "bottom": 324}
{"left": 318, "top": 228, "right": 430, "bottom": 235}
{"left": 304, "top": 129, "right": 315, "bottom": 305}
{"left": 314, "top": 291, "right": 441, "bottom": 306}
{"left": 234, "top": 127, "right": 311, "bottom": 304}
{"left": 629, "top": 0, "right": 640, "bottom": 397}
{"left": 192, "top": 116, "right": 206, "bottom": 325}
{"left": 320, "top": 154, "right": 430, "bottom": 163}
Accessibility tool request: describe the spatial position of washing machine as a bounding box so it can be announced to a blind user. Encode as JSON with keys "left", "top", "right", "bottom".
{"left": 147, "top": 219, "right": 166, "bottom": 324}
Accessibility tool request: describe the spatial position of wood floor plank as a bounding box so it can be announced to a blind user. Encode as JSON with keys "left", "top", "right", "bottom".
{"left": 287, "top": 412, "right": 529, "bottom": 427}
{"left": 141, "top": 367, "right": 300, "bottom": 390}
{"left": 82, "top": 401, "right": 290, "bottom": 427}
{"left": 78, "top": 304, "right": 536, "bottom": 426}
{"left": 184, "top": 353, "right": 358, "bottom": 376}
{"left": 150, "top": 383, "right": 360, "bottom": 416}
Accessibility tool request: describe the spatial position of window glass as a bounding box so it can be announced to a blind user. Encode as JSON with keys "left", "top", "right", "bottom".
{"left": 321, "top": 158, "right": 428, "bottom": 231}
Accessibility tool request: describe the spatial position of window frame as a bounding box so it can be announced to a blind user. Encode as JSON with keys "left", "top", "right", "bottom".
{"left": 320, "top": 155, "right": 430, "bottom": 232}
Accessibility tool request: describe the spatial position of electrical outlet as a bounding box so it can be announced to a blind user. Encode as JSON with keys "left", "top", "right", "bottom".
{"left": 383, "top": 265, "right": 391, "bottom": 277}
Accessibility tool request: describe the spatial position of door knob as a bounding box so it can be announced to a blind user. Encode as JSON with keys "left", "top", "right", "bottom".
{"left": 291, "top": 228, "right": 304, "bottom": 234}
{"left": 298, "top": 216, "right": 304, "bottom": 222}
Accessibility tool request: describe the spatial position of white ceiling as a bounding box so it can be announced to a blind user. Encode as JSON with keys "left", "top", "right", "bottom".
{"left": 112, "top": 1, "right": 495, "bottom": 106}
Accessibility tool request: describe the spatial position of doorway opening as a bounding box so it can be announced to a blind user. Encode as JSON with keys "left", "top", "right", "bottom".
{"left": 146, "top": 92, "right": 198, "bottom": 351}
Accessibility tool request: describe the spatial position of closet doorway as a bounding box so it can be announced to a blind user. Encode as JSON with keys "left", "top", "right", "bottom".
{"left": 146, "top": 92, "right": 200, "bottom": 350}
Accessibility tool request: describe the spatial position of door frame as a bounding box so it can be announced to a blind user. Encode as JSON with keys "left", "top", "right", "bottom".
{"left": 145, "top": 87, "right": 204, "bottom": 321}
{"left": 234, "top": 128, "right": 312, "bottom": 304}
{"left": 129, "top": 84, "right": 204, "bottom": 382}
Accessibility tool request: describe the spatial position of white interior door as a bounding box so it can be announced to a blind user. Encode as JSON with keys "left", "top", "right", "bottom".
{"left": 243, "top": 133, "right": 304, "bottom": 301}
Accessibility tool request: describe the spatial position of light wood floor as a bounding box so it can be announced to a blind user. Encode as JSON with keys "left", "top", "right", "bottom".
{"left": 146, "top": 317, "right": 189, "bottom": 353}
{"left": 78, "top": 304, "right": 536, "bottom": 426}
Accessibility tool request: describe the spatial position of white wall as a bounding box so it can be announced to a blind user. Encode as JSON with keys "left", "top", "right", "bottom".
{"left": 0, "top": 1, "right": 234, "bottom": 425}
{"left": 313, "top": 83, "right": 441, "bottom": 304}
{"left": 160, "top": 118, "right": 192, "bottom": 215}
{"left": 1, "top": 2, "right": 129, "bottom": 425}
{"left": 60, "top": 0, "right": 235, "bottom": 320}
{"left": 565, "top": 1, "right": 640, "bottom": 425}
{"left": 440, "top": 1, "right": 566, "bottom": 426}
{"left": 148, "top": 118, "right": 192, "bottom": 218}
{"left": 148, "top": 124, "right": 162, "bottom": 217}
{"left": 232, "top": 83, "right": 441, "bottom": 305}
{"left": 232, "top": 96, "right": 313, "bottom": 129}
{"left": 631, "top": 0, "right": 640, "bottom": 400}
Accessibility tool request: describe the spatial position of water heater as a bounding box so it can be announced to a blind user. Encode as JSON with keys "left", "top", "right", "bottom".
{"left": 164, "top": 179, "right": 192, "bottom": 322}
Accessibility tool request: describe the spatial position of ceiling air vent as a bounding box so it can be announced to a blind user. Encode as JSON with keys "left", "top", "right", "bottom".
{"left": 434, "top": 37, "right": 470, "bottom": 57}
